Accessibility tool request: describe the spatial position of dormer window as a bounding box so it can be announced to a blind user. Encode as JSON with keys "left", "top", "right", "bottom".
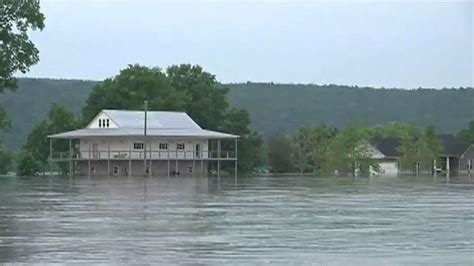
{"left": 106, "top": 119, "right": 110, "bottom": 127}
{"left": 99, "top": 119, "right": 102, "bottom": 128}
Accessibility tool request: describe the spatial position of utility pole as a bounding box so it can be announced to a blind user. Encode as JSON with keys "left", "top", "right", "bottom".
{"left": 144, "top": 100, "right": 148, "bottom": 177}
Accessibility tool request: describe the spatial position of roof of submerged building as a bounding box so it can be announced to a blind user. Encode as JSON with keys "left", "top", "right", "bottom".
{"left": 49, "top": 109, "right": 239, "bottom": 139}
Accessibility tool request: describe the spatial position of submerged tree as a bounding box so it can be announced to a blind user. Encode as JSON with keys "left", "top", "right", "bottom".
{"left": 267, "top": 136, "right": 293, "bottom": 173}
{"left": 323, "top": 121, "right": 377, "bottom": 176}
{"left": 0, "top": 145, "right": 13, "bottom": 174}
{"left": 18, "top": 103, "right": 77, "bottom": 175}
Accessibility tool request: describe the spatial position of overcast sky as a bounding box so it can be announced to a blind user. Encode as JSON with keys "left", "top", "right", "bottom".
{"left": 26, "top": 0, "right": 473, "bottom": 88}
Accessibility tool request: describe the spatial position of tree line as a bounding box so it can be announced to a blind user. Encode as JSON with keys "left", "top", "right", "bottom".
{"left": 267, "top": 121, "right": 474, "bottom": 176}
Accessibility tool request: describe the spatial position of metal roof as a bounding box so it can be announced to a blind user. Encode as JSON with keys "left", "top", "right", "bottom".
{"left": 370, "top": 136, "right": 400, "bottom": 157}
{"left": 99, "top": 109, "right": 201, "bottom": 129}
{"left": 49, "top": 110, "right": 238, "bottom": 139}
{"left": 49, "top": 127, "right": 238, "bottom": 139}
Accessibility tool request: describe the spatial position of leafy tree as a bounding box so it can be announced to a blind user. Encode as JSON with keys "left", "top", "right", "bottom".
{"left": 167, "top": 64, "right": 229, "bottom": 130}
{"left": 267, "top": 136, "right": 292, "bottom": 173}
{"left": 0, "top": 145, "right": 13, "bottom": 174}
{"left": 0, "top": 0, "right": 45, "bottom": 91}
{"left": 290, "top": 125, "right": 337, "bottom": 174}
{"left": 291, "top": 127, "right": 315, "bottom": 173}
{"left": 422, "top": 125, "right": 442, "bottom": 172}
{"left": 219, "top": 108, "right": 265, "bottom": 172}
{"left": 310, "top": 125, "right": 338, "bottom": 174}
{"left": 18, "top": 103, "right": 77, "bottom": 175}
{"left": 0, "top": 0, "right": 45, "bottom": 130}
{"left": 458, "top": 121, "right": 474, "bottom": 144}
{"left": 16, "top": 151, "right": 41, "bottom": 176}
{"left": 237, "top": 132, "right": 266, "bottom": 173}
{"left": 324, "top": 121, "right": 377, "bottom": 176}
{"left": 82, "top": 64, "right": 188, "bottom": 123}
{"left": 397, "top": 134, "right": 419, "bottom": 174}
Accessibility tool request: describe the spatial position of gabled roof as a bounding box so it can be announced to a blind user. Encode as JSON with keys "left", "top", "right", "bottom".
{"left": 48, "top": 128, "right": 238, "bottom": 139}
{"left": 50, "top": 109, "right": 239, "bottom": 139}
{"left": 370, "top": 136, "right": 400, "bottom": 157}
{"left": 99, "top": 109, "right": 201, "bottom": 129}
{"left": 439, "top": 134, "right": 469, "bottom": 156}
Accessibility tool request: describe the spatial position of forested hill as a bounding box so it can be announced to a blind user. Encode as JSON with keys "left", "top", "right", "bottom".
{"left": 1, "top": 78, "right": 473, "bottom": 150}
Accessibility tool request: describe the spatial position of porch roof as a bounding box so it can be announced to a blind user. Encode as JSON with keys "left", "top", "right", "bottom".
{"left": 48, "top": 128, "right": 239, "bottom": 139}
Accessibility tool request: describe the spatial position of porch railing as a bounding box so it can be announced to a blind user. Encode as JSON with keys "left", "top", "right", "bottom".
{"left": 51, "top": 150, "right": 237, "bottom": 160}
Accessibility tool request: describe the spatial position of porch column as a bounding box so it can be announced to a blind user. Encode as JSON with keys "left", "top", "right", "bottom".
{"left": 107, "top": 144, "right": 110, "bottom": 178}
{"left": 69, "top": 139, "right": 72, "bottom": 178}
{"left": 128, "top": 141, "right": 132, "bottom": 178}
{"left": 149, "top": 144, "right": 152, "bottom": 177}
{"left": 192, "top": 144, "right": 195, "bottom": 176}
{"left": 217, "top": 139, "right": 221, "bottom": 178}
{"left": 211, "top": 141, "right": 214, "bottom": 175}
{"left": 167, "top": 148, "right": 170, "bottom": 177}
{"left": 49, "top": 138, "right": 53, "bottom": 176}
{"left": 88, "top": 142, "right": 91, "bottom": 178}
{"left": 234, "top": 138, "right": 238, "bottom": 179}
{"left": 201, "top": 141, "right": 204, "bottom": 176}
{"left": 446, "top": 156, "right": 450, "bottom": 173}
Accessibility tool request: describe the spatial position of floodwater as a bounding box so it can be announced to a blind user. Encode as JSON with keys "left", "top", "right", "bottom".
{"left": 0, "top": 175, "right": 473, "bottom": 265}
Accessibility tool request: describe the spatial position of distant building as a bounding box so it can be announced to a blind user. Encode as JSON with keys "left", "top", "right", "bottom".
{"left": 439, "top": 134, "right": 473, "bottom": 174}
{"left": 48, "top": 109, "right": 239, "bottom": 177}
{"left": 368, "top": 134, "right": 473, "bottom": 176}
{"left": 368, "top": 137, "right": 400, "bottom": 176}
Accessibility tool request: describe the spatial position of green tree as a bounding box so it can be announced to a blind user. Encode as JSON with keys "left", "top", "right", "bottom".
{"left": 18, "top": 103, "right": 77, "bottom": 175}
{"left": 167, "top": 64, "right": 229, "bottom": 129}
{"left": 0, "top": 145, "right": 13, "bottom": 174}
{"left": 219, "top": 108, "right": 265, "bottom": 172}
{"left": 291, "top": 127, "right": 315, "bottom": 173}
{"left": 324, "top": 121, "right": 377, "bottom": 176}
{"left": 310, "top": 125, "right": 338, "bottom": 174}
{"left": 0, "top": 0, "right": 45, "bottom": 130}
{"left": 267, "top": 136, "right": 292, "bottom": 173}
{"left": 0, "top": 0, "right": 45, "bottom": 91}
{"left": 458, "top": 121, "right": 474, "bottom": 144}
{"left": 423, "top": 125, "right": 442, "bottom": 172}
{"left": 16, "top": 151, "right": 41, "bottom": 176}
{"left": 82, "top": 64, "right": 188, "bottom": 123}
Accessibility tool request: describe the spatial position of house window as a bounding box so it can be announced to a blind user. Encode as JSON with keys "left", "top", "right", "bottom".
{"left": 159, "top": 143, "right": 168, "bottom": 150}
{"left": 188, "top": 166, "right": 193, "bottom": 173}
{"left": 113, "top": 166, "right": 119, "bottom": 175}
{"left": 145, "top": 166, "right": 150, "bottom": 174}
{"left": 98, "top": 119, "right": 102, "bottom": 128}
{"left": 106, "top": 119, "right": 110, "bottom": 127}
{"left": 133, "top": 142, "right": 144, "bottom": 150}
{"left": 177, "top": 143, "right": 185, "bottom": 150}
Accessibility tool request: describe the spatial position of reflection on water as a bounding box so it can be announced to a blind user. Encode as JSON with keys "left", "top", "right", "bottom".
{"left": 0, "top": 175, "right": 473, "bottom": 264}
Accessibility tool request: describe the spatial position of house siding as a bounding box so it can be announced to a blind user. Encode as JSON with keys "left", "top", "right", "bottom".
{"left": 77, "top": 160, "right": 208, "bottom": 177}
{"left": 79, "top": 138, "right": 210, "bottom": 160}
{"left": 460, "top": 145, "right": 474, "bottom": 173}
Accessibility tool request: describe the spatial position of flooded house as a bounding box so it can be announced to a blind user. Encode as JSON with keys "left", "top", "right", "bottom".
{"left": 369, "top": 135, "right": 473, "bottom": 176}
{"left": 369, "top": 137, "right": 400, "bottom": 176}
{"left": 48, "top": 109, "right": 239, "bottom": 177}
{"left": 439, "top": 134, "right": 473, "bottom": 174}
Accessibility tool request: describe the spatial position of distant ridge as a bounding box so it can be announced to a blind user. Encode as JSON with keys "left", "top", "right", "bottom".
{"left": 1, "top": 78, "right": 473, "bottom": 150}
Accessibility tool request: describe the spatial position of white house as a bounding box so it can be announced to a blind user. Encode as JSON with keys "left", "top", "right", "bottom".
{"left": 48, "top": 109, "right": 239, "bottom": 177}
{"left": 368, "top": 137, "right": 400, "bottom": 176}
